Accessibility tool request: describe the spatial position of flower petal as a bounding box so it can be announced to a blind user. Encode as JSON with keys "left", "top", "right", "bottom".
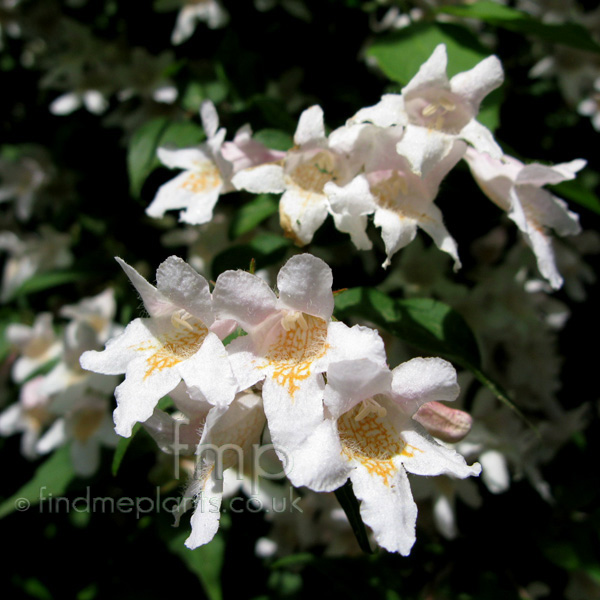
{"left": 276, "top": 253, "right": 334, "bottom": 320}
{"left": 294, "top": 105, "right": 326, "bottom": 146}
{"left": 231, "top": 163, "right": 286, "bottom": 194}
{"left": 450, "top": 55, "right": 504, "bottom": 112}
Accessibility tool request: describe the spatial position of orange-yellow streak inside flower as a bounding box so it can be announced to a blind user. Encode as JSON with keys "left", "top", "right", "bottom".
{"left": 180, "top": 163, "right": 221, "bottom": 194}
{"left": 132, "top": 318, "right": 208, "bottom": 379}
{"left": 338, "top": 404, "right": 421, "bottom": 486}
{"left": 264, "top": 313, "right": 328, "bottom": 399}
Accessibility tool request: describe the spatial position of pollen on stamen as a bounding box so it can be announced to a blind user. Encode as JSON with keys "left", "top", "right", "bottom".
{"left": 422, "top": 103, "right": 439, "bottom": 117}
{"left": 171, "top": 310, "right": 195, "bottom": 332}
{"left": 354, "top": 397, "right": 387, "bottom": 422}
{"left": 439, "top": 97, "right": 456, "bottom": 112}
{"left": 281, "top": 310, "right": 308, "bottom": 332}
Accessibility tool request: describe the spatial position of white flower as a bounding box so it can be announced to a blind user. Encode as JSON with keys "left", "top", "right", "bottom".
{"left": 0, "top": 376, "right": 54, "bottom": 459}
{"left": 6, "top": 313, "right": 62, "bottom": 383}
{"left": 325, "top": 123, "right": 463, "bottom": 268}
{"left": 171, "top": 0, "right": 229, "bottom": 45}
{"left": 465, "top": 148, "right": 585, "bottom": 289}
{"left": 0, "top": 226, "right": 73, "bottom": 302}
{"left": 147, "top": 101, "right": 278, "bottom": 226}
{"left": 232, "top": 105, "right": 356, "bottom": 245}
{"left": 80, "top": 256, "right": 237, "bottom": 437}
{"left": 212, "top": 253, "right": 386, "bottom": 480}
{"left": 293, "top": 355, "right": 480, "bottom": 554}
{"left": 179, "top": 391, "right": 266, "bottom": 548}
{"left": 36, "top": 395, "right": 118, "bottom": 477}
{"left": 350, "top": 44, "right": 504, "bottom": 176}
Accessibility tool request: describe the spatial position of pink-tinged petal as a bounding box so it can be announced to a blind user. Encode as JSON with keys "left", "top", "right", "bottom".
{"left": 390, "top": 357, "right": 459, "bottom": 416}
{"left": 113, "top": 360, "right": 182, "bottom": 437}
{"left": 464, "top": 147, "right": 516, "bottom": 210}
{"left": 179, "top": 333, "right": 237, "bottom": 408}
{"left": 200, "top": 100, "right": 219, "bottom": 140}
{"left": 516, "top": 159, "right": 586, "bottom": 186}
{"left": 515, "top": 187, "right": 581, "bottom": 237}
{"left": 156, "top": 256, "right": 214, "bottom": 324}
{"left": 348, "top": 94, "right": 407, "bottom": 128}
{"left": 324, "top": 357, "right": 392, "bottom": 419}
{"left": 157, "top": 146, "right": 213, "bottom": 171}
{"left": 374, "top": 206, "right": 418, "bottom": 268}
{"left": 393, "top": 422, "right": 481, "bottom": 478}
{"left": 230, "top": 163, "right": 286, "bottom": 194}
{"left": 115, "top": 257, "right": 173, "bottom": 318}
{"left": 222, "top": 126, "right": 286, "bottom": 172}
{"left": 294, "top": 105, "right": 326, "bottom": 146}
{"left": 403, "top": 44, "right": 449, "bottom": 96}
{"left": 279, "top": 187, "right": 330, "bottom": 245}
{"left": 276, "top": 253, "right": 334, "bottom": 319}
{"left": 325, "top": 176, "right": 376, "bottom": 250}
{"left": 185, "top": 473, "right": 224, "bottom": 549}
{"left": 450, "top": 55, "right": 504, "bottom": 112}
{"left": 350, "top": 463, "right": 417, "bottom": 555}
{"left": 80, "top": 318, "right": 156, "bottom": 375}
{"left": 459, "top": 119, "right": 503, "bottom": 159}
{"left": 283, "top": 417, "right": 350, "bottom": 492}
{"left": 413, "top": 401, "right": 473, "bottom": 443}
{"left": 213, "top": 270, "right": 278, "bottom": 333}
{"left": 396, "top": 125, "right": 456, "bottom": 177}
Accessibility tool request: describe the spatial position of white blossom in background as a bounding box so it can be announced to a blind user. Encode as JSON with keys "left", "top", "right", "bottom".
{"left": 5, "top": 313, "right": 62, "bottom": 383}
{"left": 80, "top": 256, "right": 238, "bottom": 437}
{"left": 0, "top": 148, "right": 52, "bottom": 220}
{"left": 0, "top": 226, "right": 73, "bottom": 302}
{"left": 50, "top": 89, "right": 109, "bottom": 116}
{"left": 36, "top": 394, "right": 118, "bottom": 477}
{"left": 171, "top": 0, "right": 229, "bottom": 45}
{"left": 349, "top": 43, "right": 504, "bottom": 176}
{"left": 0, "top": 375, "right": 54, "bottom": 459}
{"left": 465, "top": 147, "right": 584, "bottom": 289}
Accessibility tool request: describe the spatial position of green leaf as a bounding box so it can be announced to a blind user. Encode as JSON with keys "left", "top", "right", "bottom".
{"left": 551, "top": 179, "right": 600, "bottom": 216}
{"left": 437, "top": 1, "right": 600, "bottom": 54}
{"left": 334, "top": 480, "right": 373, "bottom": 555}
{"left": 167, "top": 529, "right": 225, "bottom": 600}
{"left": 253, "top": 129, "right": 294, "bottom": 152}
{"left": 0, "top": 445, "right": 75, "bottom": 519}
{"left": 367, "top": 21, "right": 494, "bottom": 86}
{"left": 334, "top": 288, "right": 528, "bottom": 423}
{"left": 127, "top": 118, "right": 205, "bottom": 197}
{"left": 13, "top": 269, "right": 89, "bottom": 298}
{"left": 229, "top": 194, "right": 279, "bottom": 239}
{"left": 367, "top": 21, "right": 502, "bottom": 130}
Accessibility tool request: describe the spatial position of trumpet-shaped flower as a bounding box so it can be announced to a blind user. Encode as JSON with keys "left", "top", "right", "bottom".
{"left": 464, "top": 147, "right": 585, "bottom": 289}
{"left": 80, "top": 256, "right": 237, "bottom": 437}
{"left": 147, "top": 102, "right": 278, "bottom": 226}
{"left": 171, "top": 0, "right": 229, "bottom": 45}
{"left": 179, "top": 390, "right": 266, "bottom": 548}
{"left": 350, "top": 44, "right": 504, "bottom": 176}
{"left": 294, "top": 355, "right": 480, "bottom": 554}
{"left": 212, "top": 253, "right": 387, "bottom": 483}
{"left": 325, "top": 123, "right": 463, "bottom": 268}
{"left": 232, "top": 105, "right": 356, "bottom": 245}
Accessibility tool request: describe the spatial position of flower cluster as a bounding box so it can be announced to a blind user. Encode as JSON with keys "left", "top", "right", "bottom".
{"left": 147, "top": 44, "right": 585, "bottom": 290}
{"left": 80, "top": 253, "right": 480, "bottom": 555}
